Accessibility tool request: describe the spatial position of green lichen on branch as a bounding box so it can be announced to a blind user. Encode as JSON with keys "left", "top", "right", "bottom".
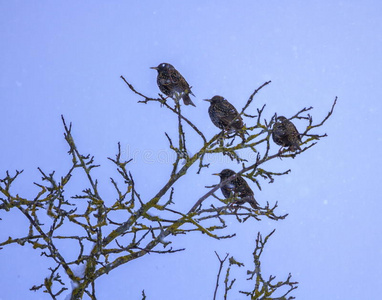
{"left": 214, "top": 230, "right": 298, "bottom": 300}
{"left": 0, "top": 78, "right": 336, "bottom": 299}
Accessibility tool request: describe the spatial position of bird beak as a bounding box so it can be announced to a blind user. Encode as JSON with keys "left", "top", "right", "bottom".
{"left": 204, "top": 99, "right": 211, "bottom": 102}
{"left": 150, "top": 67, "right": 158, "bottom": 70}
{"left": 212, "top": 173, "right": 220, "bottom": 176}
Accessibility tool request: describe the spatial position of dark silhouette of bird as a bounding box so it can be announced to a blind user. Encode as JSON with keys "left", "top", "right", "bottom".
{"left": 213, "top": 169, "right": 259, "bottom": 209}
{"left": 204, "top": 95, "right": 245, "bottom": 138}
{"left": 272, "top": 116, "right": 301, "bottom": 151}
{"left": 150, "top": 63, "right": 195, "bottom": 106}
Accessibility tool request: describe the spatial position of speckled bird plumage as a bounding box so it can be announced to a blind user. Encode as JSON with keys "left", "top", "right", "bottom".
{"left": 214, "top": 169, "right": 259, "bottom": 209}
{"left": 272, "top": 116, "right": 301, "bottom": 151}
{"left": 205, "top": 95, "right": 245, "bottom": 136}
{"left": 151, "top": 63, "right": 195, "bottom": 106}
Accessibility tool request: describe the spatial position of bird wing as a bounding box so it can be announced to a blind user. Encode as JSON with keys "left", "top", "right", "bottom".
{"left": 216, "top": 101, "right": 238, "bottom": 120}
{"left": 168, "top": 68, "right": 182, "bottom": 84}
{"left": 222, "top": 101, "right": 244, "bottom": 129}
{"left": 225, "top": 101, "right": 239, "bottom": 115}
{"left": 284, "top": 120, "right": 302, "bottom": 145}
{"left": 235, "top": 177, "right": 259, "bottom": 208}
{"left": 168, "top": 68, "right": 194, "bottom": 96}
{"left": 235, "top": 177, "right": 254, "bottom": 197}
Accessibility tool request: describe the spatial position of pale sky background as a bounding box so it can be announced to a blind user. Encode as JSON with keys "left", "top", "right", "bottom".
{"left": 1, "top": 1, "right": 382, "bottom": 299}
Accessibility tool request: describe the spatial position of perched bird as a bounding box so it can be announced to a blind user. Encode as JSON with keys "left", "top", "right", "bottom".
{"left": 150, "top": 63, "right": 196, "bottom": 106}
{"left": 204, "top": 95, "right": 245, "bottom": 137}
{"left": 213, "top": 169, "right": 259, "bottom": 209}
{"left": 272, "top": 116, "right": 301, "bottom": 151}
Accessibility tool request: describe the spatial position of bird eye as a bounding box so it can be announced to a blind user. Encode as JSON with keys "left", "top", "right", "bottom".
{"left": 161, "top": 63, "right": 166, "bottom": 67}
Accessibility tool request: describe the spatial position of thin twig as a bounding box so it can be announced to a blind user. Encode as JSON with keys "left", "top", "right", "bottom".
{"left": 213, "top": 252, "right": 229, "bottom": 300}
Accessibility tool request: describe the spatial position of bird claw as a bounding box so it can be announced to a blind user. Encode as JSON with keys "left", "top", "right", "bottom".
{"left": 158, "top": 95, "right": 168, "bottom": 106}
{"left": 226, "top": 202, "right": 240, "bottom": 212}
{"left": 277, "top": 147, "right": 285, "bottom": 159}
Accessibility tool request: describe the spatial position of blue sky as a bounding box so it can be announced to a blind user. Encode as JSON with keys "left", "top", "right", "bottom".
{"left": 1, "top": 1, "right": 382, "bottom": 299}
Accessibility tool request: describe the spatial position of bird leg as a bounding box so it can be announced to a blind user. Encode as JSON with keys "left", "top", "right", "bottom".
{"left": 226, "top": 194, "right": 244, "bottom": 211}
{"left": 158, "top": 94, "right": 168, "bottom": 106}
{"left": 173, "top": 92, "right": 182, "bottom": 105}
{"left": 277, "top": 146, "right": 285, "bottom": 158}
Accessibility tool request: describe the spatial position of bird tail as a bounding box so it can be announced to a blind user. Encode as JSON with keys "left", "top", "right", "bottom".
{"left": 182, "top": 93, "right": 196, "bottom": 107}
{"left": 290, "top": 143, "right": 301, "bottom": 152}
{"left": 244, "top": 195, "right": 260, "bottom": 209}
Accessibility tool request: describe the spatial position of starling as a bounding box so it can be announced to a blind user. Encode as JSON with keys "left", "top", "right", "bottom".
{"left": 272, "top": 116, "right": 301, "bottom": 151}
{"left": 204, "top": 95, "right": 245, "bottom": 137}
{"left": 150, "top": 63, "right": 196, "bottom": 106}
{"left": 213, "top": 169, "right": 259, "bottom": 209}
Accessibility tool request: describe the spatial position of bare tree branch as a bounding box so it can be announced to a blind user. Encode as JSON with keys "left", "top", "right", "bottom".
{"left": 0, "top": 78, "right": 336, "bottom": 299}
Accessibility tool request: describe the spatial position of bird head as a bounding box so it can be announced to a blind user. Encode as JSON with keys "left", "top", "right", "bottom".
{"left": 150, "top": 63, "right": 173, "bottom": 72}
{"left": 203, "top": 95, "right": 224, "bottom": 104}
{"left": 276, "top": 116, "right": 287, "bottom": 122}
{"left": 213, "top": 169, "right": 236, "bottom": 180}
